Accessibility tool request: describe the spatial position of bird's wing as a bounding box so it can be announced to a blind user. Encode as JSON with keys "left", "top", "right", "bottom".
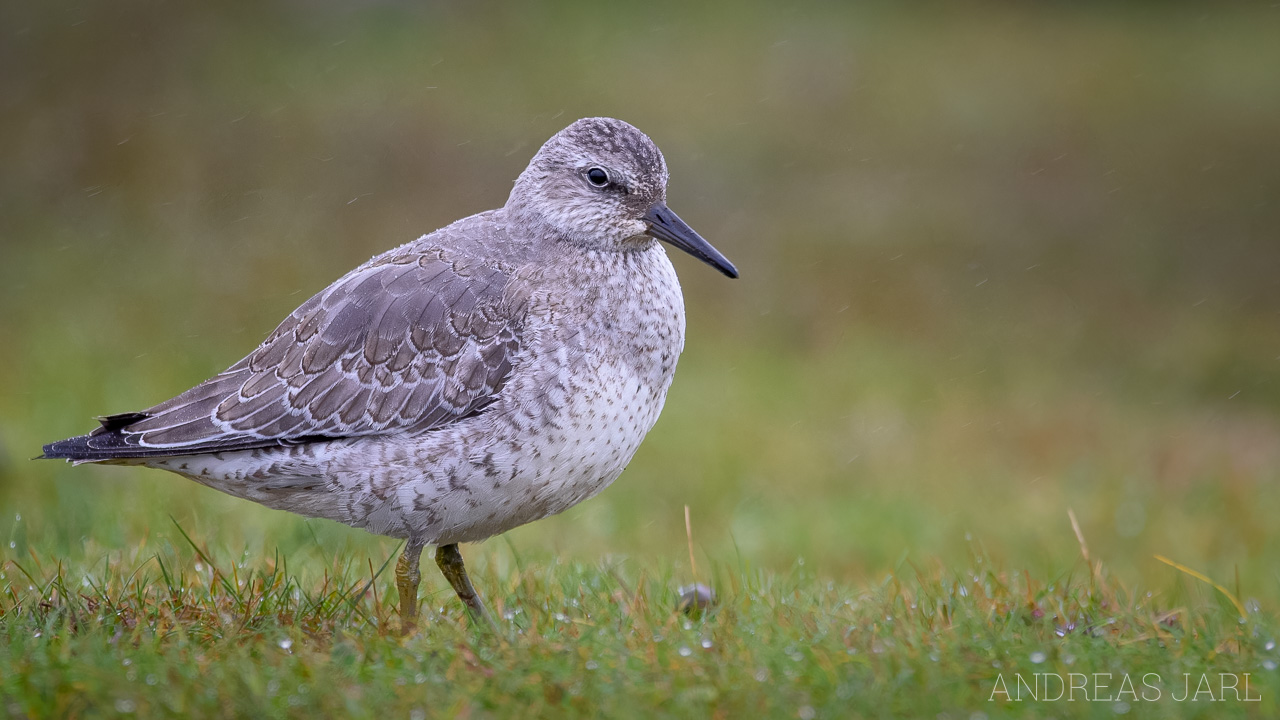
{"left": 58, "top": 246, "right": 520, "bottom": 459}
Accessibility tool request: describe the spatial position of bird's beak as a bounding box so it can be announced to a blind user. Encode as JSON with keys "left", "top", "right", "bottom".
{"left": 643, "top": 203, "right": 739, "bottom": 279}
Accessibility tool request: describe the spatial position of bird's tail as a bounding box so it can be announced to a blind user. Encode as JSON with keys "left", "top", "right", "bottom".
{"left": 39, "top": 412, "right": 152, "bottom": 462}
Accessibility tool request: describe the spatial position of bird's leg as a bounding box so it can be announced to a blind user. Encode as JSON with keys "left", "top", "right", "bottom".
{"left": 435, "top": 543, "right": 497, "bottom": 630}
{"left": 395, "top": 540, "right": 424, "bottom": 635}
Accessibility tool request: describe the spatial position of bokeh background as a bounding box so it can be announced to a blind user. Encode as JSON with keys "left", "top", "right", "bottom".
{"left": 2, "top": 1, "right": 1278, "bottom": 603}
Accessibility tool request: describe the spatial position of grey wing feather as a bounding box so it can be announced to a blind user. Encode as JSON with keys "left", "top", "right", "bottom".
{"left": 73, "top": 247, "right": 520, "bottom": 457}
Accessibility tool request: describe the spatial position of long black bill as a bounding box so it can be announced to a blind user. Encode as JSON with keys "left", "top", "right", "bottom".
{"left": 643, "top": 203, "right": 739, "bottom": 279}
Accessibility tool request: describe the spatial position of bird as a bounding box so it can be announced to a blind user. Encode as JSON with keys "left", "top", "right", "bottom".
{"left": 40, "top": 117, "right": 738, "bottom": 631}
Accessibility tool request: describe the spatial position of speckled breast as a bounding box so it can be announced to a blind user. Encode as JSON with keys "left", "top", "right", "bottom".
{"left": 485, "top": 243, "right": 688, "bottom": 528}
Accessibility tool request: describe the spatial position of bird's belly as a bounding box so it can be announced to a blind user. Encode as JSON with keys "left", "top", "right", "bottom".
{"left": 426, "top": 360, "right": 669, "bottom": 543}
{"left": 518, "top": 369, "right": 664, "bottom": 514}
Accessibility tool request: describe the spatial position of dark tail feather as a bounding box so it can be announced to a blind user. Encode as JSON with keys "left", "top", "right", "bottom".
{"left": 39, "top": 412, "right": 153, "bottom": 461}
{"left": 40, "top": 434, "right": 96, "bottom": 460}
{"left": 93, "top": 412, "right": 152, "bottom": 433}
{"left": 40, "top": 411, "right": 307, "bottom": 461}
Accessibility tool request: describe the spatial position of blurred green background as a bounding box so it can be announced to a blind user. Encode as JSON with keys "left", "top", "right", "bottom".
{"left": 2, "top": 2, "right": 1278, "bottom": 601}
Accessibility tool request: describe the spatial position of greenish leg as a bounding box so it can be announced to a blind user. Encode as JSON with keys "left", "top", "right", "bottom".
{"left": 395, "top": 540, "right": 424, "bottom": 635}
{"left": 435, "top": 543, "right": 497, "bottom": 630}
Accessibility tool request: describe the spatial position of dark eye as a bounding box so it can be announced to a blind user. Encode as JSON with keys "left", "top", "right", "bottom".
{"left": 585, "top": 167, "right": 610, "bottom": 187}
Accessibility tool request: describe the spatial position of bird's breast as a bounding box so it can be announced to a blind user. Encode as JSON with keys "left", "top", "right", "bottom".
{"left": 521, "top": 243, "right": 686, "bottom": 389}
{"left": 477, "top": 245, "right": 687, "bottom": 514}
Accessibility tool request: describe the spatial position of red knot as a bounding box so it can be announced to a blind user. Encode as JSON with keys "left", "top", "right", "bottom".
{"left": 40, "top": 117, "right": 737, "bottom": 631}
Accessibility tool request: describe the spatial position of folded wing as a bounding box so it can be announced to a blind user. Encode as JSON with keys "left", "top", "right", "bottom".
{"left": 44, "top": 247, "right": 520, "bottom": 460}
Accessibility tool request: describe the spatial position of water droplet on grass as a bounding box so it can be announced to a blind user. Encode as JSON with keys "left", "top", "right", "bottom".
{"left": 585, "top": 660, "right": 598, "bottom": 670}
{"left": 678, "top": 646, "right": 692, "bottom": 657}
{"left": 677, "top": 584, "right": 717, "bottom": 619}
{"left": 114, "top": 699, "right": 136, "bottom": 713}
{"left": 701, "top": 639, "right": 713, "bottom": 649}
{"left": 1030, "top": 651, "right": 1046, "bottom": 664}
{"left": 1265, "top": 640, "right": 1275, "bottom": 651}
{"left": 1263, "top": 660, "right": 1278, "bottom": 671}
{"left": 1112, "top": 701, "right": 1130, "bottom": 714}
{"left": 798, "top": 706, "right": 815, "bottom": 720}
{"left": 279, "top": 638, "right": 293, "bottom": 651}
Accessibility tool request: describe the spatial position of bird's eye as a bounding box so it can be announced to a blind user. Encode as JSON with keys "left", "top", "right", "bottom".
{"left": 585, "top": 167, "right": 610, "bottom": 187}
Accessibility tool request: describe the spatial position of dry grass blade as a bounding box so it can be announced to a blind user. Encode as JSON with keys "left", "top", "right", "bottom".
{"left": 1153, "top": 554, "right": 1248, "bottom": 621}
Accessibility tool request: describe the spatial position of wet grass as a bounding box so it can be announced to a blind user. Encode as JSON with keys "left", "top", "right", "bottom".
{"left": 3, "top": 526, "right": 1277, "bottom": 719}
{"left": 4, "top": 1, "right": 1280, "bottom": 717}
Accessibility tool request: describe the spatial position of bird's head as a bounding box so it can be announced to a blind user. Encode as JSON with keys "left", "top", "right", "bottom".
{"left": 508, "top": 117, "right": 738, "bottom": 278}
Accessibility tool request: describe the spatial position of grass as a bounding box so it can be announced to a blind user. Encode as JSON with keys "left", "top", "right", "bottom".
{"left": 3, "top": 521, "right": 1278, "bottom": 719}
{"left": 4, "top": 1, "right": 1280, "bottom": 717}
